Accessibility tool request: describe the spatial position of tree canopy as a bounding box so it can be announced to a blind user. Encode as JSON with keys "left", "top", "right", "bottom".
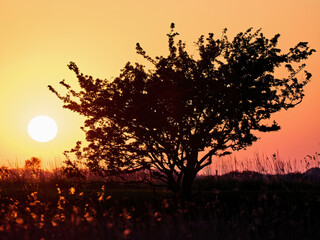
{"left": 49, "top": 24, "right": 315, "bottom": 196}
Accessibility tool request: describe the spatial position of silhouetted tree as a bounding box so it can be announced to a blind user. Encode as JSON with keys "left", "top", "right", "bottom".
{"left": 25, "top": 157, "right": 41, "bottom": 173}
{"left": 49, "top": 24, "right": 315, "bottom": 196}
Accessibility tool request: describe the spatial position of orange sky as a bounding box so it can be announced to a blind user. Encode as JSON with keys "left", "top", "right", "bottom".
{"left": 0, "top": 0, "right": 319, "bottom": 168}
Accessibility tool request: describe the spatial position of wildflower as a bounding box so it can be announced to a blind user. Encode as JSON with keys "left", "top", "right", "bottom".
{"left": 15, "top": 218, "right": 24, "bottom": 225}
{"left": 51, "top": 214, "right": 61, "bottom": 227}
{"left": 97, "top": 192, "right": 104, "bottom": 202}
{"left": 31, "top": 212, "right": 38, "bottom": 220}
{"left": 60, "top": 213, "right": 66, "bottom": 222}
{"left": 154, "top": 211, "right": 162, "bottom": 222}
{"left": 162, "top": 199, "right": 169, "bottom": 208}
{"left": 10, "top": 210, "right": 18, "bottom": 219}
{"left": 73, "top": 206, "right": 79, "bottom": 215}
{"left": 106, "top": 195, "right": 112, "bottom": 200}
{"left": 38, "top": 214, "right": 45, "bottom": 229}
{"left": 69, "top": 187, "right": 76, "bottom": 195}
{"left": 98, "top": 195, "right": 104, "bottom": 202}
{"left": 84, "top": 212, "right": 94, "bottom": 223}
{"left": 123, "top": 228, "right": 131, "bottom": 237}
{"left": 121, "top": 208, "right": 132, "bottom": 220}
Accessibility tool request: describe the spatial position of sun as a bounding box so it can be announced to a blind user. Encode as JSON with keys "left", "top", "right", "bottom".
{"left": 28, "top": 116, "right": 58, "bottom": 142}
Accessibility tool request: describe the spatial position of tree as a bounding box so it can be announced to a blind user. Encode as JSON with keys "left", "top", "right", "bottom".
{"left": 25, "top": 157, "right": 41, "bottom": 172}
{"left": 49, "top": 24, "right": 315, "bottom": 196}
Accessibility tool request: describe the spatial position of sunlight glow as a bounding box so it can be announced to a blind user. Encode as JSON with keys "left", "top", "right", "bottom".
{"left": 28, "top": 116, "right": 58, "bottom": 142}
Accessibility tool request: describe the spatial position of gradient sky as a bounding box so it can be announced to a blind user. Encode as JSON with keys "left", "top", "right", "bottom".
{"left": 0, "top": 0, "right": 319, "bottom": 168}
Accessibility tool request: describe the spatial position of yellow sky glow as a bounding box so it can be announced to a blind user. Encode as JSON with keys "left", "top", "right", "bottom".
{"left": 0, "top": 0, "right": 319, "bottom": 168}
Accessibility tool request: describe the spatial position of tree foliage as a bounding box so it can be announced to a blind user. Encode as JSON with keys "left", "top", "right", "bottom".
{"left": 49, "top": 25, "right": 315, "bottom": 196}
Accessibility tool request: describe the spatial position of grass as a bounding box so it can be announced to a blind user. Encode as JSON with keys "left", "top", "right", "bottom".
{"left": 0, "top": 165, "right": 319, "bottom": 240}
{"left": 204, "top": 151, "right": 320, "bottom": 176}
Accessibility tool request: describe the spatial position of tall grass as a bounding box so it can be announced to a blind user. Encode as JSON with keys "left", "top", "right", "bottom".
{"left": 0, "top": 152, "right": 320, "bottom": 239}
{"left": 203, "top": 152, "right": 320, "bottom": 176}
{"left": 0, "top": 167, "right": 319, "bottom": 240}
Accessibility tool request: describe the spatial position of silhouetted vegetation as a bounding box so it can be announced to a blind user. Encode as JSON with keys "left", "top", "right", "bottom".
{"left": 24, "top": 157, "right": 41, "bottom": 171}
{"left": 0, "top": 166, "right": 319, "bottom": 240}
{"left": 49, "top": 24, "right": 315, "bottom": 196}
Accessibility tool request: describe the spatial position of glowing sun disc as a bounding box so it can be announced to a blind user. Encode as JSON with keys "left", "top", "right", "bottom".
{"left": 28, "top": 116, "right": 58, "bottom": 142}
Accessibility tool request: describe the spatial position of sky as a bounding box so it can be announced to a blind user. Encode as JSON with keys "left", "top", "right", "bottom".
{"left": 0, "top": 0, "right": 319, "bottom": 168}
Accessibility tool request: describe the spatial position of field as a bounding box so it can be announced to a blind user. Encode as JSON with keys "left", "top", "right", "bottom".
{"left": 0, "top": 167, "right": 319, "bottom": 240}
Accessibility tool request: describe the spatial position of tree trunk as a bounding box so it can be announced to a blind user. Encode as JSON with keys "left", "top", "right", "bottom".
{"left": 181, "top": 168, "right": 197, "bottom": 198}
{"left": 167, "top": 173, "right": 180, "bottom": 193}
{"left": 181, "top": 150, "right": 198, "bottom": 198}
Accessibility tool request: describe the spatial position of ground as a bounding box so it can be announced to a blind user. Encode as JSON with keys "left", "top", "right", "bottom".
{"left": 0, "top": 169, "right": 319, "bottom": 240}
